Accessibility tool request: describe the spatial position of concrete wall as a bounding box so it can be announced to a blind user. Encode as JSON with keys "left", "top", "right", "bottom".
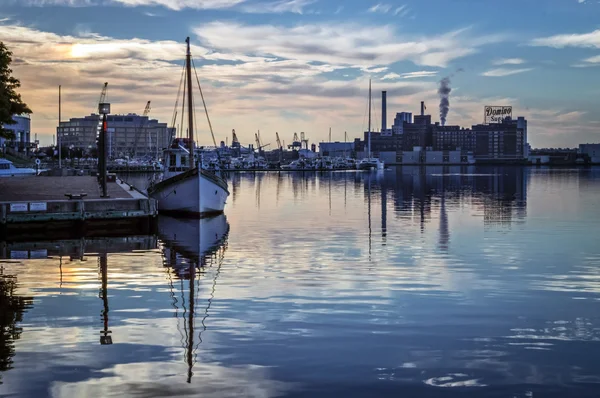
{"left": 449, "top": 151, "right": 461, "bottom": 163}
{"left": 402, "top": 150, "right": 421, "bottom": 164}
{"left": 378, "top": 151, "right": 397, "bottom": 164}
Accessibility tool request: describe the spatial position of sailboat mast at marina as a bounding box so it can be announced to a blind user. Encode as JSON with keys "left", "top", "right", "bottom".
{"left": 358, "top": 79, "right": 384, "bottom": 171}
{"left": 147, "top": 37, "right": 229, "bottom": 216}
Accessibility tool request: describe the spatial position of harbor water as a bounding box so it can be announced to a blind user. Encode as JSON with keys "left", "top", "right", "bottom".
{"left": 1, "top": 166, "right": 600, "bottom": 397}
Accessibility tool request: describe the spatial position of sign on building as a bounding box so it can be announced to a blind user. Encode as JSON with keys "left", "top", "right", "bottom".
{"left": 484, "top": 106, "right": 512, "bottom": 124}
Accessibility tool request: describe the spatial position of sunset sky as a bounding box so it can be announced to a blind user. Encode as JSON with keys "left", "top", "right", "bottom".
{"left": 1, "top": 0, "right": 599, "bottom": 147}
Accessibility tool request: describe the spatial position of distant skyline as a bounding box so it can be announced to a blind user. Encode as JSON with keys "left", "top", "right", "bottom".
{"left": 1, "top": 0, "right": 599, "bottom": 147}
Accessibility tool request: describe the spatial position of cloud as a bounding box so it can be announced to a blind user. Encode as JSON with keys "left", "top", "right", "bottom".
{"left": 12, "top": 0, "right": 246, "bottom": 10}
{"left": 194, "top": 22, "right": 505, "bottom": 69}
{"left": 240, "top": 0, "right": 316, "bottom": 14}
{"left": 382, "top": 71, "right": 438, "bottom": 80}
{"left": 481, "top": 68, "right": 533, "bottom": 77}
{"left": 393, "top": 5, "right": 409, "bottom": 16}
{"left": 530, "top": 29, "right": 600, "bottom": 49}
{"left": 584, "top": 55, "right": 600, "bottom": 63}
{"left": 492, "top": 58, "right": 525, "bottom": 65}
{"left": 381, "top": 73, "right": 400, "bottom": 80}
{"left": 368, "top": 3, "right": 392, "bottom": 13}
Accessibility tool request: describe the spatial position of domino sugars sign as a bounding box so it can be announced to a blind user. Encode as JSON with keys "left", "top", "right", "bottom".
{"left": 484, "top": 106, "right": 512, "bottom": 124}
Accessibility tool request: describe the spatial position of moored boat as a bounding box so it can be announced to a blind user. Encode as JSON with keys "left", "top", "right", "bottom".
{"left": 147, "top": 38, "right": 229, "bottom": 216}
{"left": 0, "top": 158, "right": 37, "bottom": 177}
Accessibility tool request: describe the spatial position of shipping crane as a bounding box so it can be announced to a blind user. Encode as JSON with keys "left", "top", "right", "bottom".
{"left": 254, "top": 133, "right": 270, "bottom": 156}
{"left": 132, "top": 101, "right": 151, "bottom": 158}
{"left": 289, "top": 132, "right": 301, "bottom": 150}
{"left": 275, "top": 132, "right": 283, "bottom": 164}
{"left": 300, "top": 132, "right": 309, "bottom": 150}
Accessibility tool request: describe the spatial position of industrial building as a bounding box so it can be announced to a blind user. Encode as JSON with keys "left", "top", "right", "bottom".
{"left": 1, "top": 114, "right": 35, "bottom": 154}
{"left": 57, "top": 114, "right": 174, "bottom": 159}
{"left": 579, "top": 144, "right": 600, "bottom": 164}
{"left": 355, "top": 91, "right": 529, "bottom": 164}
{"left": 318, "top": 142, "right": 355, "bottom": 157}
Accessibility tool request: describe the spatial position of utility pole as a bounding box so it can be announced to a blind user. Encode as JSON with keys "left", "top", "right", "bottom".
{"left": 58, "top": 85, "right": 62, "bottom": 169}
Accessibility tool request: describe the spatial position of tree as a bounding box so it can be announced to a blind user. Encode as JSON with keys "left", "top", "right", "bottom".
{"left": 0, "top": 42, "right": 31, "bottom": 140}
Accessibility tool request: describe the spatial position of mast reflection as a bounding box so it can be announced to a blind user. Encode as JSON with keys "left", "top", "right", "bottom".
{"left": 98, "top": 254, "right": 112, "bottom": 345}
{"left": 158, "top": 215, "right": 229, "bottom": 383}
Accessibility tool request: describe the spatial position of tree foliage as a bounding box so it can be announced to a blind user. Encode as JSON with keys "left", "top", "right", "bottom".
{"left": 0, "top": 42, "right": 32, "bottom": 140}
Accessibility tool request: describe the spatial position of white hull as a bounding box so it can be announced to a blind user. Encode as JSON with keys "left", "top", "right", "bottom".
{"left": 357, "top": 158, "right": 385, "bottom": 170}
{"left": 148, "top": 168, "right": 229, "bottom": 215}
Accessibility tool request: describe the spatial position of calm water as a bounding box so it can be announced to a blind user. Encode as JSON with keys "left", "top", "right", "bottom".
{"left": 2, "top": 166, "right": 600, "bottom": 397}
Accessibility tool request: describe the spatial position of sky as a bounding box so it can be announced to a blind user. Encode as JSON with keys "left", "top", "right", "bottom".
{"left": 0, "top": 0, "right": 599, "bottom": 148}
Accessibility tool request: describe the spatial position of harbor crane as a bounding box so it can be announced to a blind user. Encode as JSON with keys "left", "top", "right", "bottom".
{"left": 132, "top": 101, "right": 152, "bottom": 158}
{"left": 289, "top": 132, "right": 302, "bottom": 150}
{"left": 255, "top": 133, "right": 270, "bottom": 156}
{"left": 300, "top": 132, "right": 309, "bottom": 150}
{"left": 231, "top": 129, "right": 241, "bottom": 156}
{"left": 275, "top": 132, "right": 283, "bottom": 163}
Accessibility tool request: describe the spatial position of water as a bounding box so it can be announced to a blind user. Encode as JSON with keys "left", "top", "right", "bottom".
{"left": 2, "top": 166, "right": 600, "bottom": 397}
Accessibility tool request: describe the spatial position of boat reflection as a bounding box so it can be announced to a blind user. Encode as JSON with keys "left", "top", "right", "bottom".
{"left": 157, "top": 215, "right": 230, "bottom": 382}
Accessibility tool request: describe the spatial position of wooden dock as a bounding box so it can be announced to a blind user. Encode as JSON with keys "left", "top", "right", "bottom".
{"left": 0, "top": 176, "right": 157, "bottom": 241}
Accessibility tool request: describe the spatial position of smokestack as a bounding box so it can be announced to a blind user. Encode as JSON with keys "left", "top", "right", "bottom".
{"left": 420, "top": 101, "right": 424, "bottom": 116}
{"left": 438, "top": 77, "right": 451, "bottom": 126}
{"left": 381, "top": 91, "right": 387, "bottom": 132}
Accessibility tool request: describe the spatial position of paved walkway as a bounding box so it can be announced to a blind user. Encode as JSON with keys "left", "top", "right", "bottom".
{"left": 0, "top": 176, "right": 134, "bottom": 201}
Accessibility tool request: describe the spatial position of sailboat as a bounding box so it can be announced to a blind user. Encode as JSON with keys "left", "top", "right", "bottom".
{"left": 357, "top": 79, "right": 385, "bottom": 171}
{"left": 148, "top": 37, "right": 229, "bottom": 215}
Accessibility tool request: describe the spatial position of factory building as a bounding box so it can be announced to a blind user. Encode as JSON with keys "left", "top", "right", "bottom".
{"left": 57, "top": 114, "right": 174, "bottom": 159}
{"left": 579, "top": 144, "right": 600, "bottom": 164}
{"left": 1, "top": 114, "right": 34, "bottom": 154}
{"left": 356, "top": 91, "right": 528, "bottom": 164}
{"left": 318, "top": 141, "right": 355, "bottom": 157}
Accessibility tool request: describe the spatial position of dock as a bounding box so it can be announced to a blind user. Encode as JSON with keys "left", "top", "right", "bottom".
{"left": 0, "top": 176, "right": 157, "bottom": 241}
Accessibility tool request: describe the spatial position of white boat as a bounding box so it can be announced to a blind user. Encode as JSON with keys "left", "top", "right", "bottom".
{"left": 0, "top": 158, "right": 37, "bottom": 177}
{"left": 357, "top": 158, "right": 385, "bottom": 170}
{"left": 359, "top": 79, "right": 385, "bottom": 171}
{"left": 148, "top": 37, "right": 229, "bottom": 216}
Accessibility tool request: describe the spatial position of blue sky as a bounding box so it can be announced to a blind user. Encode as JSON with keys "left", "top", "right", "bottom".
{"left": 0, "top": 0, "right": 599, "bottom": 147}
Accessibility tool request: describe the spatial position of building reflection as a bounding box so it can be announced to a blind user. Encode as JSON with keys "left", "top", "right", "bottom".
{"left": 0, "top": 267, "right": 34, "bottom": 385}
{"left": 361, "top": 166, "right": 528, "bottom": 250}
{"left": 157, "top": 215, "right": 229, "bottom": 383}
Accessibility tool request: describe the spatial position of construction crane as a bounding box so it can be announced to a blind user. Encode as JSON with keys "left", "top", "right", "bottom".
{"left": 132, "top": 101, "right": 151, "bottom": 159}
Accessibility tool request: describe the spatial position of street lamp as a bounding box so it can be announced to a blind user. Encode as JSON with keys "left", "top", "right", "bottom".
{"left": 98, "top": 102, "right": 110, "bottom": 197}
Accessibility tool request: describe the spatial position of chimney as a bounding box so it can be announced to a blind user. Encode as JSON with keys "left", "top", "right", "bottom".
{"left": 381, "top": 91, "right": 387, "bottom": 132}
{"left": 421, "top": 101, "right": 425, "bottom": 116}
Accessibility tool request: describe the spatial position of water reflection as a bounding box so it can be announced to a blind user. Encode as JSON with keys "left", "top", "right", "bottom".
{"left": 158, "top": 215, "right": 229, "bottom": 383}
{"left": 0, "top": 267, "right": 33, "bottom": 385}
{"left": 1, "top": 167, "right": 600, "bottom": 397}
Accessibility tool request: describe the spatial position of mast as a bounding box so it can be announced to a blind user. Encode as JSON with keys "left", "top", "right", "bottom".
{"left": 186, "top": 37, "right": 194, "bottom": 169}
{"left": 368, "top": 79, "right": 372, "bottom": 158}
{"left": 58, "top": 85, "right": 61, "bottom": 169}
